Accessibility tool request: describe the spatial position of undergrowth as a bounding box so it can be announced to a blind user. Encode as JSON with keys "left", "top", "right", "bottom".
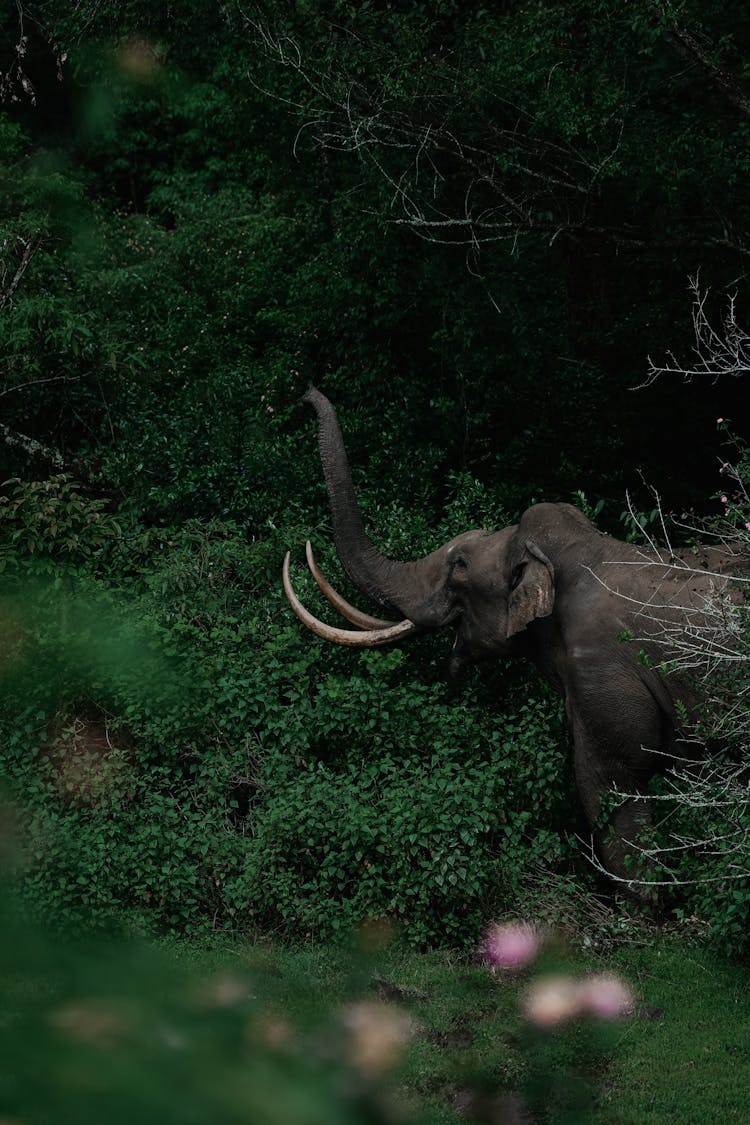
{"left": 0, "top": 477, "right": 573, "bottom": 944}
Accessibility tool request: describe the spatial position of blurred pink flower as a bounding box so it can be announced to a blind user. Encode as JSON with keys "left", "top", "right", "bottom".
{"left": 521, "top": 975, "right": 581, "bottom": 1028}
{"left": 578, "top": 973, "right": 634, "bottom": 1020}
{"left": 745, "top": 522, "right": 750, "bottom": 531}
{"left": 717, "top": 417, "right": 724, "bottom": 424}
{"left": 721, "top": 495, "right": 728, "bottom": 504}
{"left": 482, "top": 922, "right": 540, "bottom": 971}
{"left": 520, "top": 972, "right": 635, "bottom": 1028}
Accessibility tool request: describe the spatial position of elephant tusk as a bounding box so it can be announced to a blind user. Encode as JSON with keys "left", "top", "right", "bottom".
{"left": 305, "top": 541, "right": 400, "bottom": 629}
{"left": 283, "top": 552, "right": 418, "bottom": 647}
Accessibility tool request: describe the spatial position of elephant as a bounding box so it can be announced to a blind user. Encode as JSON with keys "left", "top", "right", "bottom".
{"left": 283, "top": 386, "right": 748, "bottom": 888}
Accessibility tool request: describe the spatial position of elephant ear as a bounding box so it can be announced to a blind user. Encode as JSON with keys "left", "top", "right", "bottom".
{"left": 506, "top": 539, "right": 555, "bottom": 638}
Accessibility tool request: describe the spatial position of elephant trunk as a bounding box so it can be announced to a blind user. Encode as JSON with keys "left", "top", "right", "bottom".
{"left": 303, "top": 386, "right": 453, "bottom": 627}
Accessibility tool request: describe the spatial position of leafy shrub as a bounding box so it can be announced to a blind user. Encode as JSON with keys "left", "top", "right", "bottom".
{"left": 0, "top": 476, "right": 120, "bottom": 574}
{"left": 227, "top": 666, "right": 569, "bottom": 944}
{"left": 0, "top": 478, "right": 574, "bottom": 945}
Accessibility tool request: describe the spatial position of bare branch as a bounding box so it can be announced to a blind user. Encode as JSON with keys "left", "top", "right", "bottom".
{"left": 242, "top": 17, "right": 750, "bottom": 258}
{"left": 0, "top": 1, "right": 36, "bottom": 105}
{"left": 640, "top": 276, "right": 750, "bottom": 386}
{"left": 0, "top": 374, "right": 74, "bottom": 399}
{"left": 646, "top": 0, "right": 750, "bottom": 123}
{"left": 594, "top": 279, "right": 750, "bottom": 891}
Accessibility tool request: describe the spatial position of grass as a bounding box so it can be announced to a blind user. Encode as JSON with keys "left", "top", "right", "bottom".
{"left": 3, "top": 901, "right": 750, "bottom": 1124}
{"left": 593, "top": 943, "right": 750, "bottom": 1123}
{"left": 163, "top": 929, "right": 750, "bottom": 1124}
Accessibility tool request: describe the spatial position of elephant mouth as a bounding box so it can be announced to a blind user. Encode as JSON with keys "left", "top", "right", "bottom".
{"left": 446, "top": 628, "right": 471, "bottom": 680}
{"left": 284, "top": 542, "right": 472, "bottom": 659}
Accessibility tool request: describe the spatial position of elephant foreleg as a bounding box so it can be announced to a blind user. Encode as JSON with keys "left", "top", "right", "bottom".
{"left": 572, "top": 732, "right": 657, "bottom": 893}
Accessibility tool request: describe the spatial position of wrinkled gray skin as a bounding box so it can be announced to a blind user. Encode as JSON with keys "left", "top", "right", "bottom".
{"left": 298, "top": 386, "right": 746, "bottom": 887}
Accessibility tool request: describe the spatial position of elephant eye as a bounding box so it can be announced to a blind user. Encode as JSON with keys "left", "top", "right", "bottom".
{"left": 449, "top": 555, "right": 468, "bottom": 583}
{"left": 509, "top": 562, "right": 525, "bottom": 591}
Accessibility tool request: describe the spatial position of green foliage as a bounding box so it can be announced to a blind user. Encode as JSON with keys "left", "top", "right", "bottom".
{"left": 231, "top": 680, "right": 568, "bottom": 944}
{"left": 2, "top": 0, "right": 750, "bottom": 952}
{"left": 5, "top": 0, "right": 750, "bottom": 519}
{"left": 0, "top": 475, "right": 120, "bottom": 573}
{"left": 0, "top": 477, "right": 571, "bottom": 944}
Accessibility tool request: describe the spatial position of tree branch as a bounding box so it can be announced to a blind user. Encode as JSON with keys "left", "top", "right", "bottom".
{"left": 0, "top": 1, "right": 36, "bottom": 105}
{"left": 245, "top": 17, "right": 750, "bottom": 257}
{"left": 648, "top": 0, "right": 750, "bottom": 122}
{"left": 1, "top": 234, "right": 42, "bottom": 309}
{"left": 0, "top": 422, "right": 64, "bottom": 469}
{"left": 640, "top": 276, "right": 750, "bottom": 386}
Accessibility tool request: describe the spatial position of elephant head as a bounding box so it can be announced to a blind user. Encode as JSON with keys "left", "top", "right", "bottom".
{"left": 283, "top": 387, "right": 557, "bottom": 673}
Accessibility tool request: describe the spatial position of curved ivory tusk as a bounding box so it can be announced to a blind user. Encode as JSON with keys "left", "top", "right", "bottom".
{"left": 283, "top": 552, "right": 417, "bottom": 647}
{"left": 305, "top": 541, "right": 400, "bottom": 629}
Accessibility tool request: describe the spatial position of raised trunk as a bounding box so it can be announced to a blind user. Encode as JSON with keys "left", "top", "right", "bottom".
{"left": 303, "top": 387, "right": 453, "bottom": 627}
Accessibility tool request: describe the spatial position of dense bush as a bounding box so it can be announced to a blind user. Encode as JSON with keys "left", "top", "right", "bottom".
{"left": 0, "top": 477, "right": 573, "bottom": 944}
{"left": 651, "top": 418, "right": 750, "bottom": 955}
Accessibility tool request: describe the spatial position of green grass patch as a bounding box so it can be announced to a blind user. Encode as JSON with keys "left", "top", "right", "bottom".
{"left": 592, "top": 944, "right": 750, "bottom": 1124}
{"left": 4, "top": 896, "right": 750, "bottom": 1125}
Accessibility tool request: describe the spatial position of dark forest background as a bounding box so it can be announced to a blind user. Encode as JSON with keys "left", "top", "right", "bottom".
{"left": 2, "top": 1, "right": 750, "bottom": 946}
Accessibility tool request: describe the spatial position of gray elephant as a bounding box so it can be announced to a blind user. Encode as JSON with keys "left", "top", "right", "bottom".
{"left": 283, "top": 387, "right": 747, "bottom": 886}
